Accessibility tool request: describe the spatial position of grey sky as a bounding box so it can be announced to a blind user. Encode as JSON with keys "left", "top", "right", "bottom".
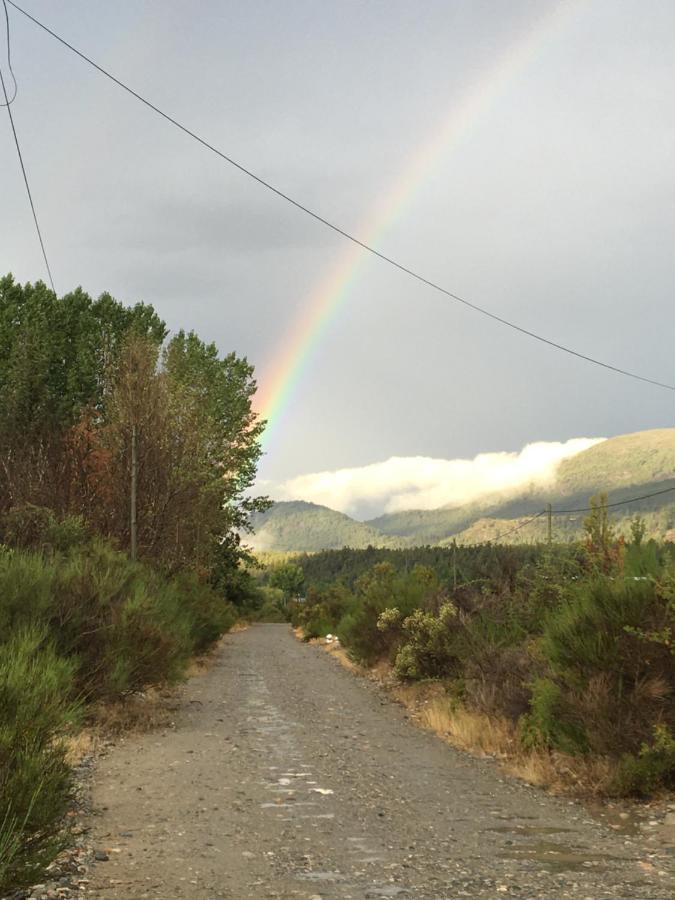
{"left": 1, "top": 0, "right": 674, "bottom": 489}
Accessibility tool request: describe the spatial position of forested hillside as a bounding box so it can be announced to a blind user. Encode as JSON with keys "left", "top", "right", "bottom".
{"left": 253, "top": 429, "right": 675, "bottom": 551}
{"left": 250, "top": 500, "right": 401, "bottom": 551}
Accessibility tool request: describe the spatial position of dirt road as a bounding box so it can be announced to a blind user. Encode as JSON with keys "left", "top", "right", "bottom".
{"left": 86, "top": 625, "right": 674, "bottom": 899}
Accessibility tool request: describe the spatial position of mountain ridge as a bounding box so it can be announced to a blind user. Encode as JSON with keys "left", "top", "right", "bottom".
{"left": 251, "top": 429, "right": 675, "bottom": 551}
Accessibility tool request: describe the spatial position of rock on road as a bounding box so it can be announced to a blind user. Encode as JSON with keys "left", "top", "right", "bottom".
{"left": 86, "top": 625, "right": 674, "bottom": 899}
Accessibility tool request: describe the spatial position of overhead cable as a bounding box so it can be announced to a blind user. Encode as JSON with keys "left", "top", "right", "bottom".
{"left": 0, "top": 0, "right": 17, "bottom": 105}
{"left": 553, "top": 483, "right": 675, "bottom": 515}
{"left": 480, "top": 483, "right": 675, "bottom": 546}
{"left": 6, "top": 0, "right": 675, "bottom": 392}
{"left": 485, "top": 510, "right": 546, "bottom": 543}
{"left": 0, "top": 62, "right": 56, "bottom": 291}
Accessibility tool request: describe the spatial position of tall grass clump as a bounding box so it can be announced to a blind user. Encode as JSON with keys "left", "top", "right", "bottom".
{"left": 0, "top": 630, "right": 80, "bottom": 894}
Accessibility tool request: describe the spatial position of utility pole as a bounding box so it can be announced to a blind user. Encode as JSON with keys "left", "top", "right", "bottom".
{"left": 453, "top": 541, "right": 457, "bottom": 591}
{"left": 130, "top": 423, "right": 138, "bottom": 562}
{"left": 547, "top": 502, "right": 552, "bottom": 545}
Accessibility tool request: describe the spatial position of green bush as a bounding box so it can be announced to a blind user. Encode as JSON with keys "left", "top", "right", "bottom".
{"left": 386, "top": 604, "right": 461, "bottom": 680}
{"left": 519, "top": 677, "right": 588, "bottom": 754}
{"left": 611, "top": 725, "right": 675, "bottom": 796}
{"left": 255, "top": 586, "right": 288, "bottom": 623}
{"left": 170, "top": 572, "right": 237, "bottom": 651}
{"left": 538, "top": 577, "right": 674, "bottom": 756}
{"left": 0, "top": 504, "right": 55, "bottom": 551}
{"left": 291, "top": 583, "right": 354, "bottom": 639}
{"left": 0, "top": 630, "right": 79, "bottom": 893}
{"left": 0, "top": 540, "right": 235, "bottom": 700}
{"left": 0, "top": 536, "right": 238, "bottom": 893}
{"left": 0, "top": 550, "right": 55, "bottom": 636}
{"left": 338, "top": 564, "right": 442, "bottom": 664}
{"left": 0, "top": 505, "right": 88, "bottom": 555}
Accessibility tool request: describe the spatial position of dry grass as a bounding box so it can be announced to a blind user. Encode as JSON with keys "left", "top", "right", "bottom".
{"left": 294, "top": 629, "right": 626, "bottom": 799}
{"left": 89, "top": 687, "right": 178, "bottom": 736}
{"left": 391, "top": 681, "right": 623, "bottom": 796}
{"left": 64, "top": 729, "right": 100, "bottom": 765}
{"left": 322, "top": 640, "right": 362, "bottom": 674}
{"left": 295, "top": 628, "right": 364, "bottom": 674}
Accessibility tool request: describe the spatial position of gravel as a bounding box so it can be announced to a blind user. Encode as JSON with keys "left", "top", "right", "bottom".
{"left": 32, "top": 625, "right": 675, "bottom": 898}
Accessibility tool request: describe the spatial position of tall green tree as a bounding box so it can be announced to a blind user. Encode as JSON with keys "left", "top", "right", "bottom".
{"left": 0, "top": 274, "right": 165, "bottom": 511}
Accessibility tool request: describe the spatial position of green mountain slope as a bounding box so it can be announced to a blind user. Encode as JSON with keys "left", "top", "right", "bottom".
{"left": 254, "top": 430, "right": 675, "bottom": 551}
{"left": 556, "top": 429, "right": 675, "bottom": 495}
{"left": 250, "top": 500, "right": 400, "bottom": 552}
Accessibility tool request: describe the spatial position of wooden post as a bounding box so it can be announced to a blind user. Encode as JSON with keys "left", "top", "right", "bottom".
{"left": 130, "top": 423, "right": 138, "bottom": 561}
{"left": 547, "top": 503, "right": 552, "bottom": 545}
{"left": 453, "top": 541, "right": 457, "bottom": 590}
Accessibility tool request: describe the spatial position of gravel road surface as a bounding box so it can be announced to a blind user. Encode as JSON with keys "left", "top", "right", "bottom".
{"left": 86, "top": 624, "right": 674, "bottom": 899}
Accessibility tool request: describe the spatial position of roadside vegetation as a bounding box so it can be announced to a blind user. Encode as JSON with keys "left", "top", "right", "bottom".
{"left": 0, "top": 275, "right": 266, "bottom": 893}
{"left": 262, "top": 500, "right": 674, "bottom": 798}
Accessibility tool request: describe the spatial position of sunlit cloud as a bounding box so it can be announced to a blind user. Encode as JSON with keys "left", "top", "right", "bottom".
{"left": 263, "top": 438, "right": 605, "bottom": 519}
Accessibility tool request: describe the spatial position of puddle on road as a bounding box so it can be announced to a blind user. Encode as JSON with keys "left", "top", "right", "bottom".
{"left": 498, "top": 839, "right": 616, "bottom": 873}
{"left": 300, "top": 870, "right": 345, "bottom": 883}
{"left": 585, "top": 801, "right": 656, "bottom": 837}
{"left": 483, "top": 822, "right": 621, "bottom": 873}
{"left": 364, "top": 887, "right": 410, "bottom": 897}
{"left": 486, "top": 825, "right": 574, "bottom": 836}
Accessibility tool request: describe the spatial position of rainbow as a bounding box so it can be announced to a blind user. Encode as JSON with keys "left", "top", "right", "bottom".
{"left": 256, "top": 1, "right": 582, "bottom": 448}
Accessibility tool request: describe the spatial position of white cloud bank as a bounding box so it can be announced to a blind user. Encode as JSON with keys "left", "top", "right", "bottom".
{"left": 264, "top": 438, "right": 606, "bottom": 520}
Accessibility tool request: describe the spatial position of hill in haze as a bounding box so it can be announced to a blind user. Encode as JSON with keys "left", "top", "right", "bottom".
{"left": 251, "top": 429, "right": 675, "bottom": 551}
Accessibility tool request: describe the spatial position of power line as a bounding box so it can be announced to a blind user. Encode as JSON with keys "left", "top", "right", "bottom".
{"left": 476, "top": 483, "right": 675, "bottom": 546}
{"left": 7, "top": 1, "right": 675, "bottom": 393}
{"left": 0, "top": 0, "right": 17, "bottom": 106}
{"left": 0, "top": 62, "right": 55, "bottom": 292}
{"left": 482, "top": 509, "right": 546, "bottom": 544}
{"left": 553, "top": 483, "right": 675, "bottom": 515}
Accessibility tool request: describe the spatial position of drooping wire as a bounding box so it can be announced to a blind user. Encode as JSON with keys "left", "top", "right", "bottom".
{"left": 0, "top": 0, "right": 17, "bottom": 106}
{"left": 0, "top": 63, "right": 56, "bottom": 292}
{"left": 475, "top": 483, "right": 675, "bottom": 546}
{"left": 482, "top": 509, "right": 546, "bottom": 544}
{"left": 553, "top": 483, "right": 675, "bottom": 515}
{"left": 6, "top": 0, "right": 675, "bottom": 393}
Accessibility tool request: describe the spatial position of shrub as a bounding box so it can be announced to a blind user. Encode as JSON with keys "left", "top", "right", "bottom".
{"left": 0, "top": 541, "right": 235, "bottom": 700}
{"left": 171, "top": 572, "right": 237, "bottom": 650}
{"left": 0, "top": 504, "right": 54, "bottom": 551}
{"left": 538, "top": 577, "right": 674, "bottom": 755}
{"left": 45, "top": 515, "right": 89, "bottom": 553}
{"left": 611, "top": 725, "right": 675, "bottom": 796}
{"left": 519, "top": 677, "right": 588, "bottom": 754}
{"left": 256, "top": 586, "right": 288, "bottom": 623}
{"left": 0, "top": 550, "right": 55, "bottom": 637}
{"left": 338, "top": 564, "right": 442, "bottom": 664}
{"left": 0, "top": 505, "right": 88, "bottom": 555}
{"left": 292, "top": 584, "right": 354, "bottom": 639}
{"left": 0, "top": 630, "right": 79, "bottom": 893}
{"left": 462, "top": 644, "right": 534, "bottom": 721}
{"left": 390, "top": 604, "right": 461, "bottom": 680}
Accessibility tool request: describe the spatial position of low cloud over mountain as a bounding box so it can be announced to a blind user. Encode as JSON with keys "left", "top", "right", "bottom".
{"left": 262, "top": 438, "right": 605, "bottom": 520}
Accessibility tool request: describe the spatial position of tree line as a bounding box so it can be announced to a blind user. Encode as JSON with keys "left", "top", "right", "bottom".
{"left": 0, "top": 273, "right": 267, "bottom": 576}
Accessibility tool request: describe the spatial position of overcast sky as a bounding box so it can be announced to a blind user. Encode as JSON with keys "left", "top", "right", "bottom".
{"left": 1, "top": 0, "right": 674, "bottom": 502}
